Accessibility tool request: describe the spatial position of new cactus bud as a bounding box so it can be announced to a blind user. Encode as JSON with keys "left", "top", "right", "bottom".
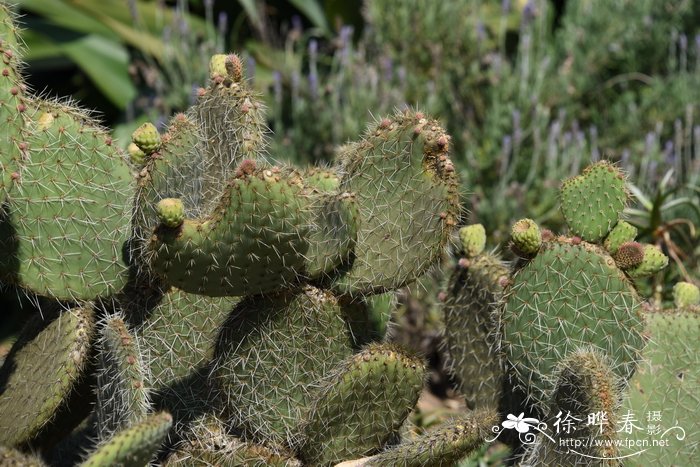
{"left": 156, "top": 198, "right": 185, "bottom": 228}
{"left": 225, "top": 53, "right": 244, "bottom": 82}
{"left": 604, "top": 220, "right": 638, "bottom": 254}
{"left": 612, "top": 241, "right": 644, "bottom": 270}
{"left": 627, "top": 244, "right": 669, "bottom": 278}
{"left": 459, "top": 224, "right": 486, "bottom": 258}
{"left": 673, "top": 282, "right": 700, "bottom": 309}
{"left": 511, "top": 218, "right": 541, "bottom": 256}
{"left": 132, "top": 122, "right": 161, "bottom": 155}
{"left": 127, "top": 143, "right": 146, "bottom": 166}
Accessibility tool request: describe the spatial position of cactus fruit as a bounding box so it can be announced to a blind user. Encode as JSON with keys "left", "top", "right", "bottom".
{"left": 672, "top": 281, "right": 699, "bottom": 309}
{"left": 0, "top": 306, "right": 94, "bottom": 447}
{"left": 131, "top": 122, "right": 161, "bottom": 155}
{"left": 603, "top": 220, "right": 638, "bottom": 254}
{"left": 510, "top": 218, "right": 542, "bottom": 256}
{"left": 155, "top": 198, "right": 186, "bottom": 229}
{"left": 459, "top": 224, "right": 486, "bottom": 258}
{"left": 626, "top": 244, "right": 669, "bottom": 278}
{"left": 80, "top": 411, "right": 173, "bottom": 467}
{"left": 560, "top": 161, "right": 627, "bottom": 242}
{"left": 299, "top": 343, "right": 426, "bottom": 465}
{"left": 127, "top": 142, "right": 146, "bottom": 166}
{"left": 612, "top": 241, "right": 645, "bottom": 270}
{"left": 365, "top": 410, "right": 499, "bottom": 467}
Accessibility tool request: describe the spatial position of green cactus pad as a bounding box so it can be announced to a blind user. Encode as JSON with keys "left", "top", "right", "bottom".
{"left": 365, "top": 410, "right": 498, "bottom": 467}
{"left": 560, "top": 161, "right": 627, "bottom": 242}
{"left": 306, "top": 191, "right": 360, "bottom": 280}
{"left": 148, "top": 166, "right": 311, "bottom": 296}
{"left": 131, "top": 122, "right": 161, "bottom": 155}
{"left": 0, "top": 306, "right": 94, "bottom": 447}
{"left": 212, "top": 286, "right": 353, "bottom": 447}
{"left": 166, "top": 414, "right": 300, "bottom": 466}
{"left": 511, "top": 218, "right": 542, "bottom": 256}
{"left": 299, "top": 343, "right": 426, "bottom": 466}
{"left": 502, "top": 237, "right": 645, "bottom": 407}
{"left": 0, "top": 446, "right": 46, "bottom": 467}
{"left": 622, "top": 309, "right": 700, "bottom": 466}
{"left": 156, "top": 198, "right": 186, "bottom": 229}
{"left": 673, "top": 282, "right": 700, "bottom": 309}
{"left": 95, "top": 315, "right": 150, "bottom": 440}
{"left": 341, "top": 292, "right": 394, "bottom": 348}
{"left": 459, "top": 224, "right": 486, "bottom": 258}
{"left": 0, "top": 102, "right": 133, "bottom": 300}
{"left": 443, "top": 253, "right": 508, "bottom": 410}
{"left": 0, "top": 5, "right": 27, "bottom": 203}
{"left": 603, "top": 220, "right": 637, "bottom": 254}
{"left": 80, "top": 411, "right": 172, "bottom": 467}
{"left": 612, "top": 241, "right": 644, "bottom": 270}
{"left": 190, "top": 62, "right": 267, "bottom": 170}
{"left": 626, "top": 244, "right": 669, "bottom": 278}
{"left": 131, "top": 287, "right": 237, "bottom": 390}
{"left": 303, "top": 167, "right": 341, "bottom": 192}
{"left": 523, "top": 349, "right": 623, "bottom": 465}
{"left": 331, "top": 110, "right": 459, "bottom": 296}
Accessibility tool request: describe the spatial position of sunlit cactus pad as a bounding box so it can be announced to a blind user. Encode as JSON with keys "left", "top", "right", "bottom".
{"left": 560, "top": 161, "right": 627, "bottom": 242}
{"left": 502, "top": 237, "right": 645, "bottom": 405}
{"left": 0, "top": 102, "right": 133, "bottom": 300}
{"left": 331, "top": 110, "right": 459, "bottom": 296}
{"left": 0, "top": 306, "right": 94, "bottom": 447}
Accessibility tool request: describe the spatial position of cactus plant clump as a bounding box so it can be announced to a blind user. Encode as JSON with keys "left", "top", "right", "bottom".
{"left": 0, "top": 7, "right": 489, "bottom": 466}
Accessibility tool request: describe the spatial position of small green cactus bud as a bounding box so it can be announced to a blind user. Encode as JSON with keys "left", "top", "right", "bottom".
{"left": 156, "top": 198, "right": 185, "bottom": 228}
{"left": 673, "top": 282, "right": 700, "bottom": 309}
{"left": 127, "top": 143, "right": 146, "bottom": 166}
{"left": 604, "top": 220, "right": 637, "bottom": 254}
{"left": 132, "top": 122, "right": 161, "bottom": 155}
{"left": 612, "top": 241, "right": 644, "bottom": 270}
{"left": 627, "top": 244, "right": 668, "bottom": 278}
{"left": 511, "top": 218, "right": 542, "bottom": 255}
{"left": 459, "top": 224, "right": 485, "bottom": 257}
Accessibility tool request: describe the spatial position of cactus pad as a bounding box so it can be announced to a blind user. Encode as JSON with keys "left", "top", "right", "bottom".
{"left": 0, "top": 102, "right": 133, "bottom": 300}
{"left": 502, "top": 238, "right": 645, "bottom": 406}
{"left": 148, "top": 166, "right": 311, "bottom": 296}
{"left": 603, "top": 220, "right": 637, "bottom": 255}
{"left": 212, "top": 286, "right": 353, "bottom": 446}
{"left": 626, "top": 244, "right": 669, "bottom": 278}
{"left": 80, "top": 411, "right": 172, "bottom": 467}
{"left": 0, "top": 306, "right": 94, "bottom": 447}
{"left": 443, "top": 253, "right": 508, "bottom": 410}
{"left": 365, "top": 410, "right": 498, "bottom": 467}
{"left": 330, "top": 110, "right": 459, "bottom": 296}
{"left": 560, "top": 161, "right": 627, "bottom": 242}
{"left": 299, "top": 343, "right": 426, "bottom": 465}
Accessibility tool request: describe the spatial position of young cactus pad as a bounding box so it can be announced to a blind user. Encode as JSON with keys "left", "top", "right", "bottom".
{"left": 560, "top": 161, "right": 627, "bottom": 242}
{"left": 331, "top": 110, "right": 459, "bottom": 296}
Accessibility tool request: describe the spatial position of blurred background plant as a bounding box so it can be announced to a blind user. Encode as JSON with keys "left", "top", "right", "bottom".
{"left": 3, "top": 0, "right": 699, "bottom": 461}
